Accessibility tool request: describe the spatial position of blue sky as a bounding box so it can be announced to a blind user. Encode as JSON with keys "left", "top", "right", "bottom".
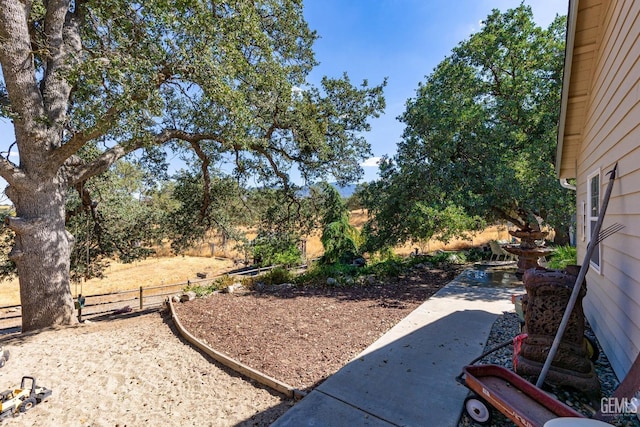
{"left": 303, "top": 0, "right": 569, "bottom": 182}
{"left": 0, "top": 0, "right": 569, "bottom": 192}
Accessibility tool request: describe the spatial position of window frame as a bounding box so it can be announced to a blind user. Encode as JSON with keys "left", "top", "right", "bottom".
{"left": 587, "top": 168, "right": 602, "bottom": 274}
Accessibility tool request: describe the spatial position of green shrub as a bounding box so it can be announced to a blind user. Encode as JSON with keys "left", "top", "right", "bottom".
{"left": 214, "top": 274, "right": 236, "bottom": 289}
{"left": 406, "top": 254, "right": 431, "bottom": 268}
{"left": 364, "top": 258, "right": 403, "bottom": 277}
{"left": 318, "top": 183, "right": 362, "bottom": 265}
{"left": 547, "top": 245, "right": 577, "bottom": 270}
{"left": 429, "top": 251, "right": 467, "bottom": 265}
{"left": 465, "top": 247, "right": 487, "bottom": 262}
{"left": 251, "top": 233, "right": 302, "bottom": 267}
{"left": 240, "top": 275, "right": 257, "bottom": 289}
{"left": 260, "top": 267, "right": 294, "bottom": 285}
{"left": 295, "top": 262, "right": 358, "bottom": 286}
{"left": 294, "top": 248, "right": 467, "bottom": 288}
{"left": 184, "top": 282, "right": 216, "bottom": 297}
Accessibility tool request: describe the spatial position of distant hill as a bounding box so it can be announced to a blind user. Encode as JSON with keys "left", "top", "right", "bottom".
{"left": 332, "top": 183, "right": 357, "bottom": 198}
{"left": 297, "top": 182, "right": 357, "bottom": 199}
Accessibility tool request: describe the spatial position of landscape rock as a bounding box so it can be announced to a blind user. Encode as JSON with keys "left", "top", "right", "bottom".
{"left": 181, "top": 291, "right": 197, "bottom": 302}
{"left": 222, "top": 283, "right": 244, "bottom": 294}
{"left": 326, "top": 277, "right": 338, "bottom": 286}
{"left": 352, "top": 257, "right": 366, "bottom": 267}
{"left": 272, "top": 283, "right": 294, "bottom": 291}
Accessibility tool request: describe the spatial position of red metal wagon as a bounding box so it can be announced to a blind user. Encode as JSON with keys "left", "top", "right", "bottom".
{"left": 459, "top": 364, "right": 586, "bottom": 426}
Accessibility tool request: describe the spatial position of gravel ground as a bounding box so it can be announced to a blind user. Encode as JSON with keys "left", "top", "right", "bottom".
{"left": 458, "top": 312, "right": 640, "bottom": 426}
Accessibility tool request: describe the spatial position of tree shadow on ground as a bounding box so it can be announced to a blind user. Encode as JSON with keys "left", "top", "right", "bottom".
{"left": 249, "top": 264, "right": 466, "bottom": 309}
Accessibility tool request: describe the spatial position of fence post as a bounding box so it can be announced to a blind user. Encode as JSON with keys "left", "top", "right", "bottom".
{"left": 139, "top": 286, "right": 143, "bottom": 310}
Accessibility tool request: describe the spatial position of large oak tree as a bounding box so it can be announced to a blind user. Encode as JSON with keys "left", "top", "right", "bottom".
{"left": 362, "top": 6, "right": 572, "bottom": 251}
{"left": 0, "top": 0, "right": 385, "bottom": 331}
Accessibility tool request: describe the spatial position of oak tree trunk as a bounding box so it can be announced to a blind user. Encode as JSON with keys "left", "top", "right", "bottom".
{"left": 6, "top": 173, "right": 77, "bottom": 332}
{"left": 553, "top": 225, "right": 570, "bottom": 246}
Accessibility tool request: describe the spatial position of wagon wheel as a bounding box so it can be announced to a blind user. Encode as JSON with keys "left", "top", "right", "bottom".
{"left": 584, "top": 335, "right": 600, "bottom": 363}
{"left": 20, "top": 398, "right": 36, "bottom": 412}
{"left": 464, "top": 395, "right": 493, "bottom": 425}
{"left": 0, "top": 359, "right": 4, "bottom": 369}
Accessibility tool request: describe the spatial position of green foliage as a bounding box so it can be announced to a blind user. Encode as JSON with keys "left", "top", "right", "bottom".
{"left": 365, "top": 258, "right": 404, "bottom": 278}
{"left": 426, "top": 251, "right": 467, "bottom": 265}
{"left": 345, "top": 192, "right": 364, "bottom": 212}
{"left": 249, "top": 187, "right": 318, "bottom": 243}
{"left": 296, "top": 249, "right": 466, "bottom": 288}
{"left": 547, "top": 245, "right": 577, "bottom": 270}
{"left": 251, "top": 233, "right": 302, "bottom": 267}
{"left": 321, "top": 220, "right": 360, "bottom": 264}
{"left": 0, "top": 211, "right": 15, "bottom": 280}
{"left": 294, "top": 262, "right": 359, "bottom": 286}
{"left": 184, "top": 275, "right": 236, "bottom": 297}
{"left": 464, "top": 247, "right": 489, "bottom": 262}
{"left": 66, "top": 160, "right": 168, "bottom": 282}
{"left": 0, "top": 0, "right": 388, "bottom": 328}
{"left": 362, "top": 5, "right": 574, "bottom": 251}
{"left": 316, "top": 183, "right": 361, "bottom": 264}
{"left": 164, "top": 172, "right": 248, "bottom": 254}
{"left": 259, "top": 267, "right": 294, "bottom": 286}
{"left": 361, "top": 178, "right": 485, "bottom": 253}
{"left": 184, "top": 282, "right": 218, "bottom": 298}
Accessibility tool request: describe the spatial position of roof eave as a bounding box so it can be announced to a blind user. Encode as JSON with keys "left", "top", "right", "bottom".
{"left": 556, "top": 0, "right": 580, "bottom": 178}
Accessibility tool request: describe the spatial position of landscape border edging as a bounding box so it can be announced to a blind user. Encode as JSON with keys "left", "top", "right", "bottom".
{"left": 167, "top": 297, "right": 305, "bottom": 400}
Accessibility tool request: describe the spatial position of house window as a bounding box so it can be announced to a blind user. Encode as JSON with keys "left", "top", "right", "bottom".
{"left": 587, "top": 169, "right": 601, "bottom": 273}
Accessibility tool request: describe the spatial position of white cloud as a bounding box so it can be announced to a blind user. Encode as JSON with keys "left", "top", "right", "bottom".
{"left": 361, "top": 157, "right": 381, "bottom": 167}
{"left": 291, "top": 86, "right": 303, "bottom": 101}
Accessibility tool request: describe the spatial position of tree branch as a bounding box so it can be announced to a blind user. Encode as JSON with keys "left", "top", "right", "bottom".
{"left": 492, "top": 206, "right": 526, "bottom": 230}
{"left": 49, "top": 65, "right": 175, "bottom": 170}
{"left": 49, "top": 104, "right": 122, "bottom": 168}
{"left": 250, "top": 144, "right": 290, "bottom": 192}
{"left": 188, "top": 140, "right": 212, "bottom": 223}
{"left": 0, "top": 0, "right": 47, "bottom": 144}
{"left": 0, "top": 156, "right": 26, "bottom": 186}
{"left": 41, "top": 0, "right": 80, "bottom": 132}
{"left": 67, "top": 129, "right": 226, "bottom": 185}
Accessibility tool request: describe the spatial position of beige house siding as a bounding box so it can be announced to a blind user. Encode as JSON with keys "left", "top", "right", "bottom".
{"left": 572, "top": 0, "right": 640, "bottom": 379}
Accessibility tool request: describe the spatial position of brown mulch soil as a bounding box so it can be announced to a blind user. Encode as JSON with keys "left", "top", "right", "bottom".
{"left": 172, "top": 264, "right": 464, "bottom": 392}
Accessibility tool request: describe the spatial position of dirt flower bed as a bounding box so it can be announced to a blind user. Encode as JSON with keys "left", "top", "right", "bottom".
{"left": 172, "top": 264, "right": 464, "bottom": 392}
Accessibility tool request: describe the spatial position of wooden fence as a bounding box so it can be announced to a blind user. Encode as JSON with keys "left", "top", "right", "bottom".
{"left": 0, "top": 264, "right": 302, "bottom": 334}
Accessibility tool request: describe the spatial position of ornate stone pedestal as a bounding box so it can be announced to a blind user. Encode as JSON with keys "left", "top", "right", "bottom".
{"left": 514, "top": 266, "right": 601, "bottom": 397}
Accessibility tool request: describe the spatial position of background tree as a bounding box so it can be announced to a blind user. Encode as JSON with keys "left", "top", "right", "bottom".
{"left": 0, "top": 0, "right": 385, "bottom": 331}
{"left": 316, "top": 183, "right": 360, "bottom": 264}
{"left": 363, "top": 6, "right": 572, "bottom": 252}
{"left": 360, "top": 159, "right": 484, "bottom": 253}
{"left": 66, "top": 160, "right": 169, "bottom": 284}
{"left": 163, "top": 171, "right": 249, "bottom": 254}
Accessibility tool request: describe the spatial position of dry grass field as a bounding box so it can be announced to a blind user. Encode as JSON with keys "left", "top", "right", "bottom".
{"left": 0, "top": 211, "right": 511, "bottom": 307}
{"left": 0, "top": 256, "right": 235, "bottom": 307}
